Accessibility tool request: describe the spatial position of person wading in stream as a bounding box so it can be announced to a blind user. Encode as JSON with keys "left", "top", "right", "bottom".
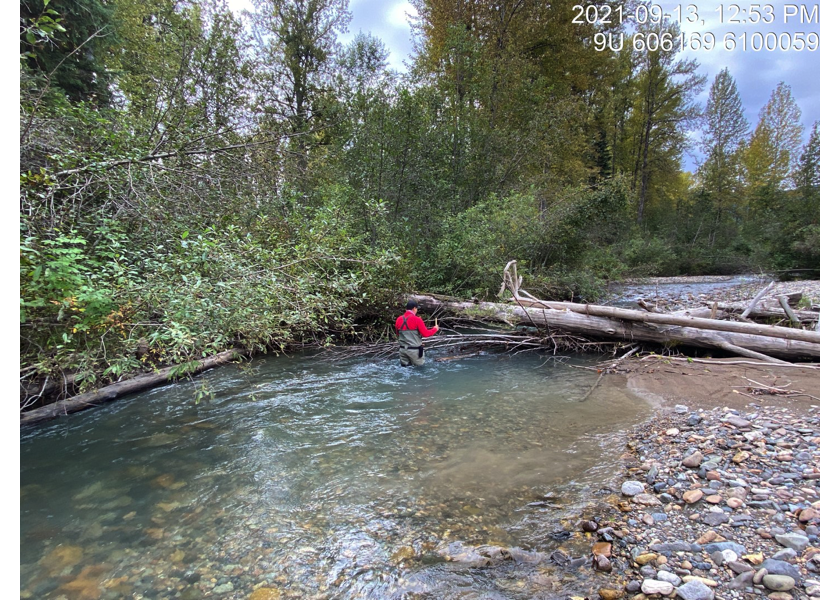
{"left": 396, "top": 300, "right": 439, "bottom": 366}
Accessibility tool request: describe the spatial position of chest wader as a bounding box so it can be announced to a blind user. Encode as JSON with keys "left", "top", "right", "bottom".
{"left": 397, "top": 316, "right": 425, "bottom": 366}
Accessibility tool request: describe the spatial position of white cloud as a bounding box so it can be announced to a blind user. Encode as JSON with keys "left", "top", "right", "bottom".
{"left": 386, "top": 2, "right": 417, "bottom": 29}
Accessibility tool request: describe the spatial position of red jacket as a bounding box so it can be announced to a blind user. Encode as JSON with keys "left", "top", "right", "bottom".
{"left": 395, "top": 311, "right": 437, "bottom": 337}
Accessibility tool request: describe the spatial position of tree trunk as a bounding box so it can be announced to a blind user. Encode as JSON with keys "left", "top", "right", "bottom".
{"left": 511, "top": 298, "right": 819, "bottom": 344}
{"left": 20, "top": 349, "right": 242, "bottom": 426}
{"left": 416, "top": 296, "right": 818, "bottom": 361}
{"left": 709, "top": 302, "right": 819, "bottom": 323}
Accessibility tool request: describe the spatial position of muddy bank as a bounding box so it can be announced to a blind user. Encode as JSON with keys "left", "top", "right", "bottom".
{"left": 619, "top": 357, "right": 820, "bottom": 416}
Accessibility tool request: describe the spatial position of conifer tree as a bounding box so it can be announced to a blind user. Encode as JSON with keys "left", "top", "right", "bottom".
{"left": 700, "top": 68, "right": 749, "bottom": 241}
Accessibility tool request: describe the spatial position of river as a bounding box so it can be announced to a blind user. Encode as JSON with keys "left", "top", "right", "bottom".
{"left": 21, "top": 350, "right": 654, "bottom": 599}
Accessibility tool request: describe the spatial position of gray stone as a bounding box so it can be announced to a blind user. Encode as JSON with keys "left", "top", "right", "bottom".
{"left": 727, "top": 571, "right": 757, "bottom": 590}
{"left": 640, "top": 565, "right": 657, "bottom": 578}
{"left": 703, "top": 542, "right": 746, "bottom": 555}
{"left": 621, "top": 481, "right": 645, "bottom": 496}
{"left": 760, "top": 559, "right": 803, "bottom": 584}
{"left": 728, "top": 561, "right": 755, "bottom": 575}
{"left": 772, "top": 548, "right": 797, "bottom": 561}
{"left": 675, "top": 404, "right": 689, "bottom": 414}
{"left": 632, "top": 493, "right": 662, "bottom": 506}
{"left": 651, "top": 541, "right": 695, "bottom": 552}
{"left": 676, "top": 579, "right": 715, "bottom": 600}
{"left": 213, "top": 582, "right": 235, "bottom": 594}
{"left": 642, "top": 579, "right": 674, "bottom": 595}
{"left": 703, "top": 512, "right": 729, "bottom": 526}
{"left": 805, "top": 582, "right": 820, "bottom": 596}
{"left": 725, "top": 415, "right": 751, "bottom": 428}
{"left": 657, "top": 570, "right": 682, "bottom": 586}
{"left": 762, "top": 574, "right": 796, "bottom": 592}
{"left": 775, "top": 532, "right": 809, "bottom": 552}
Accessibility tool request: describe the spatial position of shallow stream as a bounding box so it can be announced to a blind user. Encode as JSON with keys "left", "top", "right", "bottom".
{"left": 21, "top": 351, "right": 653, "bottom": 599}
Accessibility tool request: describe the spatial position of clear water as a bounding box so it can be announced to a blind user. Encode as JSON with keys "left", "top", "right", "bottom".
{"left": 21, "top": 351, "right": 652, "bottom": 599}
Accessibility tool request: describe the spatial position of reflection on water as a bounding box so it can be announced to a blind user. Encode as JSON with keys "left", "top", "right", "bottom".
{"left": 21, "top": 351, "right": 651, "bottom": 599}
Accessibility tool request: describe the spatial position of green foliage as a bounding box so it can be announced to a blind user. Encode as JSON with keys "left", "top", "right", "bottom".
{"left": 419, "top": 179, "right": 633, "bottom": 299}
{"left": 20, "top": 0, "right": 117, "bottom": 105}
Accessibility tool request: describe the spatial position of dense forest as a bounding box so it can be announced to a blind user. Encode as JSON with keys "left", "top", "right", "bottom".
{"left": 20, "top": 0, "right": 819, "bottom": 400}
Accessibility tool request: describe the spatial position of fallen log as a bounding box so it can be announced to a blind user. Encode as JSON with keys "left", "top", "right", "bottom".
{"left": 511, "top": 298, "right": 819, "bottom": 344}
{"left": 706, "top": 302, "right": 819, "bottom": 323}
{"left": 742, "top": 281, "right": 775, "bottom": 319}
{"left": 777, "top": 295, "right": 802, "bottom": 328}
{"left": 415, "top": 296, "right": 819, "bottom": 361}
{"left": 20, "top": 349, "right": 242, "bottom": 426}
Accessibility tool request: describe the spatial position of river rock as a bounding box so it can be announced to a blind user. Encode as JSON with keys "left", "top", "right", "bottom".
{"left": 683, "top": 452, "right": 704, "bottom": 468}
{"left": 728, "top": 561, "right": 755, "bottom": 575}
{"left": 593, "top": 554, "right": 612, "bottom": 572}
{"left": 725, "top": 415, "right": 751, "bottom": 428}
{"left": 634, "top": 553, "right": 658, "bottom": 566}
{"left": 772, "top": 548, "right": 797, "bottom": 561}
{"left": 799, "top": 507, "right": 820, "bottom": 522}
{"left": 702, "top": 512, "right": 729, "bottom": 526}
{"left": 675, "top": 579, "right": 715, "bottom": 600}
{"left": 728, "top": 570, "right": 757, "bottom": 590}
{"left": 622, "top": 481, "right": 646, "bottom": 496}
{"left": 704, "top": 542, "right": 746, "bottom": 555}
{"left": 683, "top": 489, "right": 703, "bottom": 504}
{"left": 632, "top": 494, "right": 662, "bottom": 506}
{"left": 581, "top": 520, "right": 598, "bottom": 532}
{"left": 727, "top": 497, "right": 744, "bottom": 509}
{"left": 657, "top": 570, "right": 682, "bottom": 586}
{"left": 598, "top": 588, "right": 623, "bottom": 600}
{"left": 213, "top": 582, "right": 234, "bottom": 594}
{"left": 651, "top": 541, "right": 696, "bottom": 552}
{"left": 249, "top": 589, "right": 282, "bottom": 600}
{"left": 760, "top": 559, "right": 803, "bottom": 584}
{"left": 642, "top": 579, "right": 674, "bottom": 595}
{"left": 774, "top": 532, "right": 809, "bottom": 552}
{"left": 762, "top": 574, "right": 796, "bottom": 591}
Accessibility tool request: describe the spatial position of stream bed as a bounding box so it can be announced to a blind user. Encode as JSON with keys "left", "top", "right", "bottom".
{"left": 21, "top": 351, "right": 654, "bottom": 599}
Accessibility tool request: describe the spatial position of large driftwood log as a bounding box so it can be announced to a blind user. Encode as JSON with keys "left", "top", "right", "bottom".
{"left": 511, "top": 298, "right": 819, "bottom": 344}
{"left": 416, "top": 296, "right": 819, "bottom": 361}
{"left": 20, "top": 349, "right": 242, "bottom": 426}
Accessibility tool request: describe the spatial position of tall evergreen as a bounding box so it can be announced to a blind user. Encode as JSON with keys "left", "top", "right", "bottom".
{"left": 700, "top": 68, "right": 749, "bottom": 242}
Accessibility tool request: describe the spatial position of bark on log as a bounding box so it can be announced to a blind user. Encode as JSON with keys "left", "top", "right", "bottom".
{"left": 742, "top": 281, "right": 775, "bottom": 319}
{"left": 415, "top": 296, "right": 819, "bottom": 361}
{"left": 20, "top": 349, "right": 242, "bottom": 426}
{"left": 709, "top": 302, "right": 819, "bottom": 322}
{"left": 777, "top": 296, "right": 802, "bottom": 328}
{"left": 511, "top": 298, "right": 819, "bottom": 344}
{"left": 670, "top": 307, "right": 713, "bottom": 319}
